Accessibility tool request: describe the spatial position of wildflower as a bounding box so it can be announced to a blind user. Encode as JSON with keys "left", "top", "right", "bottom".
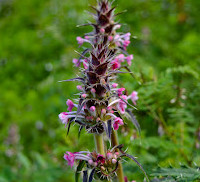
{"left": 113, "top": 117, "right": 124, "bottom": 130}
{"left": 126, "top": 54, "right": 134, "bottom": 66}
{"left": 76, "top": 85, "right": 83, "bottom": 90}
{"left": 112, "top": 83, "right": 118, "bottom": 88}
{"left": 111, "top": 60, "right": 121, "bottom": 70}
{"left": 117, "top": 95, "right": 128, "bottom": 114}
{"left": 72, "top": 58, "right": 80, "bottom": 67}
{"left": 117, "top": 88, "right": 125, "bottom": 96}
{"left": 64, "top": 151, "right": 91, "bottom": 168}
{"left": 128, "top": 91, "right": 138, "bottom": 105}
{"left": 90, "top": 106, "right": 96, "bottom": 112}
{"left": 76, "top": 37, "right": 84, "bottom": 45}
{"left": 108, "top": 36, "right": 113, "bottom": 41}
{"left": 64, "top": 152, "right": 75, "bottom": 168}
{"left": 58, "top": 112, "right": 69, "bottom": 124}
{"left": 66, "top": 99, "right": 75, "bottom": 112}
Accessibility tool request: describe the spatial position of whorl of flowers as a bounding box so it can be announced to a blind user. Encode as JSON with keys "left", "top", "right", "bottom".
{"left": 63, "top": 145, "right": 148, "bottom": 181}
{"left": 59, "top": 0, "right": 139, "bottom": 136}
{"left": 59, "top": 1, "right": 149, "bottom": 181}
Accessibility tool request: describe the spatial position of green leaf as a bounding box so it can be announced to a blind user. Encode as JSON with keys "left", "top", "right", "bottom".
{"left": 75, "top": 160, "right": 86, "bottom": 182}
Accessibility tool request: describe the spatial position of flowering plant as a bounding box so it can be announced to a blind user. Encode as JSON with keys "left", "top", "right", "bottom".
{"left": 59, "top": 0, "right": 149, "bottom": 181}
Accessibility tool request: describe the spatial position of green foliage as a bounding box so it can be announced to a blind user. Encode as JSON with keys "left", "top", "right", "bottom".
{"left": 151, "top": 165, "right": 200, "bottom": 182}
{"left": 0, "top": 0, "right": 199, "bottom": 181}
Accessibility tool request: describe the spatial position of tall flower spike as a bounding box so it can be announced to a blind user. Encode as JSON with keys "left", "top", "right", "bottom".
{"left": 59, "top": 1, "right": 149, "bottom": 182}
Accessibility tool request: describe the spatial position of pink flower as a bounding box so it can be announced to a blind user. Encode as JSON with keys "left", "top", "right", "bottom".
{"left": 64, "top": 152, "right": 75, "bottom": 168}
{"left": 100, "top": 28, "right": 105, "bottom": 33}
{"left": 91, "top": 88, "right": 96, "bottom": 93}
{"left": 81, "top": 94, "right": 87, "bottom": 98}
{"left": 115, "top": 24, "right": 121, "bottom": 30}
{"left": 90, "top": 106, "right": 96, "bottom": 112}
{"left": 66, "top": 99, "right": 74, "bottom": 112}
{"left": 124, "top": 32, "right": 131, "bottom": 40}
{"left": 72, "top": 59, "right": 80, "bottom": 67}
{"left": 108, "top": 36, "right": 113, "bottom": 41}
{"left": 76, "top": 36, "right": 84, "bottom": 45}
{"left": 117, "top": 95, "right": 127, "bottom": 114}
{"left": 113, "top": 117, "right": 124, "bottom": 130}
{"left": 126, "top": 54, "right": 133, "bottom": 66}
{"left": 101, "top": 109, "right": 106, "bottom": 114}
{"left": 112, "top": 83, "right": 118, "bottom": 88}
{"left": 58, "top": 112, "right": 69, "bottom": 124}
{"left": 112, "top": 159, "right": 117, "bottom": 164}
{"left": 123, "top": 40, "right": 131, "bottom": 49}
{"left": 117, "top": 88, "right": 125, "bottom": 96}
{"left": 84, "top": 36, "right": 90, "bottom": 40}
{"left": 116, "top": 54, "right": 125, "bottom": 62}
{"left": 130, "top": 91, "right": 138, "bottom": 105}
{"left": 97, "top": 155, "right": 105, "bottom": 164}
{"left": 111, "top": 60, "right": 121, "bottom": 70}
{"left": 77, "top": 85, "right": 83, "bottom": 90}
{"left": 107, "top": 152, "right": 113, "bottom": 159}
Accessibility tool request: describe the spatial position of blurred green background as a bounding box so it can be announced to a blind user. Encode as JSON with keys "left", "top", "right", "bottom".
{"left": 0, "top": 0, "right": 200, "bottom": 181}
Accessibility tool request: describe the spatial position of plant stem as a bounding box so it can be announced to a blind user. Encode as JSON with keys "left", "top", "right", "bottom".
{"left": 94, "top": 134, "right": 113, "bottom": 182}
{"left": 94, "top": 134, "right": 105, "bottom": 155}
{"left": 111, "top": 130, "right": 124, "bottom": 182}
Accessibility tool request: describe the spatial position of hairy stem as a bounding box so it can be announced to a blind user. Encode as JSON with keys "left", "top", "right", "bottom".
{"left": 111, "top": 130, "right": 124, "bottom": 182}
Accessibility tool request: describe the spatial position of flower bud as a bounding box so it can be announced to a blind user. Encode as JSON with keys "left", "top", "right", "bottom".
{"left": 77, "top": 85, "right": 83, "bottom": 90}
{"left": 112, "top": 83, "right": 118, "bottom": 88}
{"left": 101, "top": 166, "right": 105, "bottom": 171}
{"left": 112, "top": 159, "right": 117, "bottom": 164}
{"left": 90, "top": 106, "right": 96, "bottom": 112}
{"left": 108, "top": 36, "right": 113, "bottom": 41}
{"left": 81, "top": 94, "right": 87, "bottom": 98}
{"left": 101, "top": 109, "right": 106, "bottom": 114}
{"left": 91, "top": 88, "right": 96, "bottom": 93}
{"left": 88, "top": 159, "right": 94, "bottom": 165}
{"left": 100, "top": 28, "right": 105, "bottom": 33}
{"left": 107, "top": 152, "right": 113, "bottom": 159}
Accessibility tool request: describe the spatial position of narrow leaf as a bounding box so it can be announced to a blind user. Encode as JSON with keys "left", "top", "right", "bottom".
{"left": 58, "top": 77, "right": 84, "bottom": 83}
{"left": 79, "top": 49, "right": 90, "bottom": 61}
{"left": 119, "top": 96, "right": 137, "bottom": 110}
{"left": 125, "top": 109, "right": 141, "bottom": 133}
{"left": 75, "top": 160, "right": 86, "bottom": 182}
{"left": 122, "top": 153, "right": 149, "bottom": 182}
{"left": 89, "top": 168, "right": 95, "bottom": 182}
{"left": 83, "top": 170, "right": 88, "bottom": 182}
{"left": 107, "top": 120, "right": 112, "bottom": 139}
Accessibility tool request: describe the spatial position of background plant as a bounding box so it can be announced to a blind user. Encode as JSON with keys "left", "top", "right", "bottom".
{"left": 0, "top": 0, "right": 199, "bottom": 181}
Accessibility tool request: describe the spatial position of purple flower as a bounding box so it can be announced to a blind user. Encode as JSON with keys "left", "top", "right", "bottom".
{"left": 76, "top": 36, "right": 84, "bottom": 45}
{"left": 117, "top": 88, "right": 125, "bottom": 96}
{"left": 72, "top": 58, "right": 80, "bottom": 67}
{"left": 58, "top": 112, "right": 69, "bottom": 124}
{"left": 64, "top": 152, "right": 75, "bottom": 168}
{"left": 130, "top": 91, "right": 138, "bottom": 105}
{"left": 90, "top": 106, "right": 96, "bottom": 112}
{"left": 97, "top": 154, "right": 105, "bottom": 164}
{"left": 76, "top": 85, "right": 83, "bottom": 90}
{"left": 111, "top": 60, "right": 121, "bottom": 70}
{"left": 126, "top": 54, "right": 134, "bottom": 66}
{"left": 112, "top": 83, "right": 118, "bottom": 88}
{"left": 66, "top": 99, "right": 75, "bottom": 112}
{"left": 117, "top": 95, "right": 127, "bottom": 114}
{"left": 113, "top": 117, "right": 124, "bottom": 130}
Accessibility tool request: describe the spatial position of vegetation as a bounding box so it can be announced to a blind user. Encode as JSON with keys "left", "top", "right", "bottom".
{"left": 0, "top": 0, "right": 199, "bottom": 181}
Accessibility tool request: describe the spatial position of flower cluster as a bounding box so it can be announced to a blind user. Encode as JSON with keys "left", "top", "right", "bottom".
{"left": 59, "top": 1, "right": 149, "bottom": 181}
{"left": 64, "top": 149, "right": 120, "bottom": 178}
{"left": 59, "top": 0, "right": 139, "bottom": 136}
